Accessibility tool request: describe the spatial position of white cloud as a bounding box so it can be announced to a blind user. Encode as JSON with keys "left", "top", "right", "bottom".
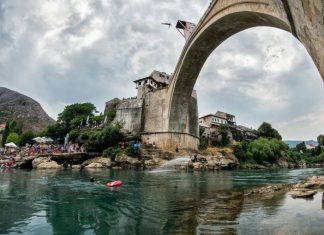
{"left": 0, "top": 0, "right": 322, "bottom": 140}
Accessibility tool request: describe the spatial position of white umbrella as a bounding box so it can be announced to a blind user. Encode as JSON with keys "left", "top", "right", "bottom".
{"left": 44, "top": 137, "right": 54, "bottom": 143}
{"left": 5, "top": 142, "right": 18, "bottom": 148}
{"left": 33, "top": 137, "right": 54, "bottom": 143}
{"left": 33, "top": 137, "right": 44, "bottom": 143}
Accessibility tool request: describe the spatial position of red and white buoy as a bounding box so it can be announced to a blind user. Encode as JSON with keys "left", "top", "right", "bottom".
{"left": 106, "top": 180, "right": 123, "bottom": 187}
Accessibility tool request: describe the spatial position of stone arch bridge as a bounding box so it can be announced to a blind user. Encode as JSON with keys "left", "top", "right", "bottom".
{"left": 140, "top": 0, "right": 323, "bottom": 150}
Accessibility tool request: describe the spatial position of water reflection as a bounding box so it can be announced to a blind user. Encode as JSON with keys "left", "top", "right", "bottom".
{"left": 0, "top": 169, "right": 324, "bottom": 235}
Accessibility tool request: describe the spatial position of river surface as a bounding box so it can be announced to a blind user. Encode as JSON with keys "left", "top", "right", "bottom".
{"left": 1, "top": 168, "right": 324, "bottom": 235}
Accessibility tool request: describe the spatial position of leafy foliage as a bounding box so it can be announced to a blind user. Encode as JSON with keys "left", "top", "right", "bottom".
{"left": 1, "top": 121, "right": 23, "bottom": 147}
{"left": 19, "top": 131, "right": 35, "bottom": 146}
{"left": 125, "top": 142, "right": 141, "bottom": 157}
{"left": 257, "top": 122, "right": 282, "bottom": 140}
{"left": 43, "top": 123, "right": 67, "bottom": 143}
{"left": 211, "top": 124, "right": 230, "bottom": 147}
{"left": 233, "top": 141, "right": 249, "bottom": 162}
{"left": 317, "top": 135, "right": 324, "bottom": 146}
{"left": 6, "top": 132, "right": 19, "bottom": 144}
{"left": 103, "top": 147, "right": 121, "bottom": 161}
{"left": 58, "top": 103, "right": 96, "bottom": 129}
{"left": 1, "top": 121, "right": 10, "bottom": 147}
{"left": 246, "top": 138, "right": 288, "bottom": 163}
{"left": 198, "top": 138, "right": 208, "bottom": 150}
{"left": 296, "top": 141, "right": 306, "bottom": 153}
{"left": 106, "top": 111, "right": 116, "bottom": 123}
{"left": 84, "top": 122, "right": 124, "bottom": 152}
{"left": 68, "top": 129, "right": 80, "bottom": 141}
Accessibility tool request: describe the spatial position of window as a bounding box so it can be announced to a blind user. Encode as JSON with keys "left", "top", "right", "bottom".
{"left": 138, "top": 82, "right": 141, "bottom": 85}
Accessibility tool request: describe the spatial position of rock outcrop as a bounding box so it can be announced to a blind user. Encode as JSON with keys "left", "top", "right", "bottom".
{"left": 288, "top": 176, "right": 324, "bottom": 198}
{"left": 0, "top": 87, "right": 54, "bottom": 132}
{"left": 81, "top": 157, "right": 111, "bottom": 168}
{"left": 32, "top": 157, "right": 61, "bottom": 169}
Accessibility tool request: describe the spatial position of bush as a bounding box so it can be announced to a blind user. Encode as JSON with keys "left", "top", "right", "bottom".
{"left": 125, "top": 142, "right": 141, "bottom": 157}
{"left": 98, "top": 122, "right": 125, "bottom": 149}
{"left": 211, "top": 124, "right": 230, "bottom": 147}
{"left": 103, "top": 147, "right": 121, "bottom": 161}
{"left": 247, "top": 138, "right": 288, "bottom": 163}
{"left": 80, "top": 132, "right": 90, "bottom": 141}
{"left": 19, "top": 131, "right": 35, "bottom": 146}
{"left": 6, "top": 132, "right": 19, "bottom": 144}
{"left": 198, "top": 138, "right": 208, "bottom": 150}
{"left": 69, "top": 129, "right": 80, "bottom": 141}
{"left": 233, "top": 141, "right": 249, "bottom": 162}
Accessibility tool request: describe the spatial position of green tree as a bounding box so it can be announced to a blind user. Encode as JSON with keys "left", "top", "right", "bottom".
{"left": 9, "top": 120, "right": 23, "bottom": 134}
{"left": 58, "top": 103, "right": 96, "bottom": 129}
{"left": 98, "top": 122, "right": 124, "bottom": 150}
{"left": 233, "top": 141, "right": 249, "bottom": 162}
{"left": 43, "top": 123, "right": 67, "bottom": 143}
{"left": 19, "top": 131, "right": 35, "bottom": 146}
{"left": 84, "top": 122, "right": 124, "bottom": 152}
{"left": 68, "top": 129, "right": 80, "bottom": 141}
{"left": 212, "top": 124, "right": 230, "bottom": 147}
{"left": 317, "top": 135, "right": 324, "bottom": 146}
{"left": 257, "top": 122, "right": 282, "bottom": 140}
{"left": 1, "top": 121, "right": 10, "bottom": 147}
{"left": 6, "top": 132, "right": 19, "bottom": 144}
{"left": 93, "top": 113, "right": 104, "bottom": 125}
{"left": 296, "top": 141, "right": 307, "bottom": 153}
{"left": 247, "top": 138, "right": 288, "bottom": 163}
{"left": 1, "top": 120, "right": 23, "bottom": 147}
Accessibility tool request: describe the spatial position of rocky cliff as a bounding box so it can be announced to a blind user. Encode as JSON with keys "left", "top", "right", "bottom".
{"left": 0, "top": 87, "right": 55, "bottom": 132}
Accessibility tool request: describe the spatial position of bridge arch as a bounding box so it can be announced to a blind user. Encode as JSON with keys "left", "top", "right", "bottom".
{"left": 167, "top": 11, "right": 291, "bottom": 135}
{"left": 142, "top": 0, "right": 323, "bottom": 150}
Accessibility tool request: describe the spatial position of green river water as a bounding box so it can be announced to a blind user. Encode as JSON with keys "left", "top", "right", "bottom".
{"left": 1, "top": 168, "right": 324, "bottom": 235}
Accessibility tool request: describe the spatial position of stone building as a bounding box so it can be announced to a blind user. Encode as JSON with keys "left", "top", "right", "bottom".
{"left": 104, "top": 70, "right": 198, "bottom": 144}
{"left": 199, "top": 111, "right": 236, "bottom": 139}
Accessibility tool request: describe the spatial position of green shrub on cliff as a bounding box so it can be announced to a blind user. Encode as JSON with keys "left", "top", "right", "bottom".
{"left": 199, "top": 138, "right": 208, "bottom": 150}
{"left": 125, "top": 141, "right": 141, "bottom": 157}
{"left": 233, "top": 141, "right": 249, "bottom": 162}
{"left": 257, "top": 122, "right": 281, "bottom": 140}
{"left": 103, "top": 147, "right": 121, "bottom": 161}
{"left": 247, "top": 138, "right": 288, "bottom": 163}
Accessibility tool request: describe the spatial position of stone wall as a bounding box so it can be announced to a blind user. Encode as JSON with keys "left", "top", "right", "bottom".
{"left": 114, "top": 98, "right": 143, "bottom": 135}
{"left": 141, "top": 132, "right": 199, "bottom": 151}
{"left": 142, "top": 89, "right": 169, "bottom": 133}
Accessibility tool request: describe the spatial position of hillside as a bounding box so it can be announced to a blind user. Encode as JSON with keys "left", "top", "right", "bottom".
{"left": 0, "top": 87, "right": 54, "bottom": 132}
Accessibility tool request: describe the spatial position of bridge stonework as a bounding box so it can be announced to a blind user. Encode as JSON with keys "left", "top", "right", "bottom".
{"left": 142, "top": 0, "right": 323, "bottom": 150}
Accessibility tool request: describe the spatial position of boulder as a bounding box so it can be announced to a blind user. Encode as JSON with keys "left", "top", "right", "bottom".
{"left": 85, "top": 163, "right": 105, "bottom": 168}
{"left": 37, "top": 161, "right": 61, "bottom": 169}
{"left": 81, "top": 157, "right": 111, "bottom": 168}
{"left": 289, "top": 189, "right": 317, "bottom": 198}
{"left": 32, "top": 157, "right": 51, "bottom": 169}
{"left": 115, "top": 154, "right": 133, "bottom": 164}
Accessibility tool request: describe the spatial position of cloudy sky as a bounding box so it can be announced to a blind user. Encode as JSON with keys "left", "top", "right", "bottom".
{"left": 0, "top": 0, "right": 323, "bottom": 140}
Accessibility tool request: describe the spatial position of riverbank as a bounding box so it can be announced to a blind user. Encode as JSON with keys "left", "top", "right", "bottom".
{"left": 2, "top": 146, "right": 324, "bottom": 171}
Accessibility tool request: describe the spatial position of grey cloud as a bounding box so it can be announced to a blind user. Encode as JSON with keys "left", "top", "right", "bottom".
{"left": 0, "top": 0, "right": 322, "bottom": 140}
